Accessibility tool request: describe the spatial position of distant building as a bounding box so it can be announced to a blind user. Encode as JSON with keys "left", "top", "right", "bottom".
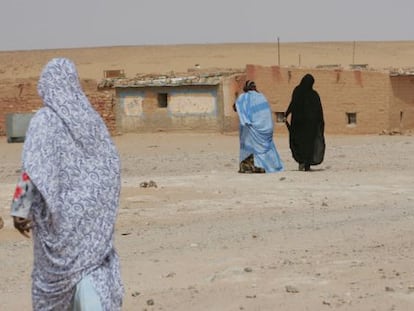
{"left": 1, "top": 65, "right": 412, "bottom": 138}
{"left": 98, "top": 69, "right": 245, "bottom": 133}
{"left": 245, "top": 64, "right": 414, "bottom": 135}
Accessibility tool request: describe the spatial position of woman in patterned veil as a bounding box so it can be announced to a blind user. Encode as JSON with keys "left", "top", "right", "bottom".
{"left": 11, "top": 58, "right": 123, "bottom": 311}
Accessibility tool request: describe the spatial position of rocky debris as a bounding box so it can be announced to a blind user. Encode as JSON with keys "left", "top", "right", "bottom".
{"left": 322, "top": 300, "right": 331, "bottom": 306}
{"left": 0, "top": 216, "right": 3, "bottom": 230}
{"left": 140, "top": 180, "right": 157, "bottom": 188}
{"left": 380, "top": 129, "right": 402, "bottom": 136}
{"left": 285, "top": 285, "right": 299, "bottom": 293}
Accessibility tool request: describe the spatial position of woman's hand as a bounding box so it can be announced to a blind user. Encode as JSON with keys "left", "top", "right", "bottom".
{"left": 13, "top": 216, "right": 32, "bottom": 238}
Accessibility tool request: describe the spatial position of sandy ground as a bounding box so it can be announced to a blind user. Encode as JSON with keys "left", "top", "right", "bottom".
{"left": 1, "top": 41, "right": 414, "bottom": 82}
{"left": 1, "top": 40, "right": 414, "bottom": 310}
{"left": 1, "top": 132, "right": 414, "bottom": 310}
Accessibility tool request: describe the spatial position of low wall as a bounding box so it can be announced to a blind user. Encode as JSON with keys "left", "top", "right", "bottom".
{"left": 0, "top": 78, "right": 117, "bottom": 137}
{"left": 246, "top": 65, "right": 395, "bottom": 135}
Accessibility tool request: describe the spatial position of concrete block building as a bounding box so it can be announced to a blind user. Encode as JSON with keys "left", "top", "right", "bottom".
{"left": 98, "top": 70, "right": 244, "bottom": 133}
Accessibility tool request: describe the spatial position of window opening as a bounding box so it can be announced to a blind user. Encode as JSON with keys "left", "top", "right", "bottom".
{"left": 275, "top": 112, "right": 285, "bottom": 123}
{"left": 157, "top": 93, "right": 168, "bottom": 108}
{"left": 346, "top": 112, "right": 357, "bottom": 125}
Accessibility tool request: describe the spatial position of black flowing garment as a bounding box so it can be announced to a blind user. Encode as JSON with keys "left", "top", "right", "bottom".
{"left": 285, "top": 74, "right": 325, "bottom": 165}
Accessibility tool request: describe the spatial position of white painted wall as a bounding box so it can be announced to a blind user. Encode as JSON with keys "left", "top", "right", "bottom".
{"left": 168, "top": 93, "right": 216, "bottom": 115}
{"left": 123, "top": 96, "right": 144, "bottom": 116}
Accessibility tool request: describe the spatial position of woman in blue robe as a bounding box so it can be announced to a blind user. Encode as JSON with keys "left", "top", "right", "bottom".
{"left": 234, "top": 80, "right": 284, "bottom": 173}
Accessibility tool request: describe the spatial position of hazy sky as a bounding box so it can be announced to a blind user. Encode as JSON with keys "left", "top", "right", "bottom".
{"left": 1, "top": 0, "right": 413, "bottom": 51}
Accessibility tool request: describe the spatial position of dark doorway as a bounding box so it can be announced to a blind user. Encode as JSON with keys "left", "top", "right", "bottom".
{"left": 158, "top": 93, "right": 168, "bottom": 108}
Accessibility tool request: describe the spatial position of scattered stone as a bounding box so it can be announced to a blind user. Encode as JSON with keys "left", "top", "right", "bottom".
{"left": 163, "top": 272, "right": 176, "bottom": 278}
{"left": 0, "top": 216, "right": 3, "bottom": 230}
{"left": 385, "top": 286, "right": 395, "bottom": 292}
{"left": 285, "top": 285, "right": 299, "bottom": 293}
{"left": 146, "top": 299, "right": 154, "bottom": 306}
{"left": 279, "top": 177, "right": 286, "bottom": 181}
{"left": 245, "top": 294, "right": 256, "bottom": 299}
{"left": 131, "top": 291, "right": 140, "bottom": 297}
{"left": 244, "top": 267, "right": 253, "bottom": 273}
{"left": 322, "top": 300, "right": 331, "bottom": 306}
{"left": 140, "top": 180, "right": 158, "bottom": 188}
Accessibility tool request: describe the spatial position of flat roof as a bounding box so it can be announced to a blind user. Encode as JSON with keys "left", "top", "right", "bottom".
{"left": 98, "top": 69, "right": 243, "bottom": 88}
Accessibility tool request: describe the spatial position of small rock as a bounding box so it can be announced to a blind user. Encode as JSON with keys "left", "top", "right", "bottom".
{"left": 140, "top": 182, "right": 148, "bottom": 188}
{"left": 131, "top": 291, "right": 140, "bottom": 297}
{"left": 140, "top": 180, "right": 158, "bottom": 188}
{"left": 148, "top": 180, "right": 157, "bottom": 188}
{"left": 244, "top": 267, "right": 253, "bottom": 273}
{"left": 163, "top": 272, "right": 176, "bottom": 278}
{"left": 385, "top": 286, "right": 395, "bottom": 292}
{"left": 146, "top": 299, "right": 154, "bottom": 306}
{"left": 285, "top": 285, "right": 299, "bottom": 293}
{"left": 0, "top": 216, "right": 3, "bottom": 230}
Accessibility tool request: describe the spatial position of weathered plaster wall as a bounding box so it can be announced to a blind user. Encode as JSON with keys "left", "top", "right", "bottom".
{"left": 116, "top": 86, "right": 221, "bottom": 133}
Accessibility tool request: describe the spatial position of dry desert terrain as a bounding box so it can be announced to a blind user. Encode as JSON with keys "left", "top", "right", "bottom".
{"left": 0, "top": 41, "right": 414, "bottom": 81}
{"left": 1, "top": 41, "right": 414, "bottom": 310}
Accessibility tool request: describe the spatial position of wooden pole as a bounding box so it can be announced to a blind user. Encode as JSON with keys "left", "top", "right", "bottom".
{"left": 277, "top": 37, "right": 281, "bottom": 66}
{"left": 352, "top": 41, "right": 356, "bottom": 65}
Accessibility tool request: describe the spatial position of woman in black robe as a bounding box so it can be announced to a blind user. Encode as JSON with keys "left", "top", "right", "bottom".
{"left": 284, "top": 74, "right": 325, "bottom": 171}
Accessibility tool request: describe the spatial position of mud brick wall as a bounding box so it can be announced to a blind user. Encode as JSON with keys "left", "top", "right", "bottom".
{"left": 0, "top": 78, "right": 117, "bottom": 136}
{"left": 246, "top": 65, "right": 396, "bottom": 135}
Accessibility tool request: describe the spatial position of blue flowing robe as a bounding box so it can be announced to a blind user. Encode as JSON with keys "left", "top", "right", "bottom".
{"left": 236, "top": 91, "right": 284, "bottom": 173}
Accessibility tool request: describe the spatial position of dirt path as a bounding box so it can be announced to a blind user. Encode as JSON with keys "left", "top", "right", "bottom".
{"left": 1, "top": 133, "right": 414, "bottom": 310}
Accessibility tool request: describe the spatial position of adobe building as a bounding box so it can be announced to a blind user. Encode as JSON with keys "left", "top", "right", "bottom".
{"left": 98, "top": 69, "right": 244, "bottom": 134}
{"left": 245, "top": 64, "right": 414, "bottom": 135}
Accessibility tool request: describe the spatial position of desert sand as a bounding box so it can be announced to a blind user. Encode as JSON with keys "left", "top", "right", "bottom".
{"left": 1, "top": 42, "right": 414, "bottom": 310}
{"left": 1, "top": 41, "right": 414, "bottom": 82}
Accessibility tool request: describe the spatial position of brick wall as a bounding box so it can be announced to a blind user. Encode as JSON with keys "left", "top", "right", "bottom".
{"left": 246, "top": 64, "right": 395, "bottom": 135}
{"left": 390, "top": 76, "right": 414, "bottom": 132}
{"left": 2, "top": 68, "right": 411, "bottom": 136}
{"left": 0, "top": 78, "right": 117, "bottom": 137}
